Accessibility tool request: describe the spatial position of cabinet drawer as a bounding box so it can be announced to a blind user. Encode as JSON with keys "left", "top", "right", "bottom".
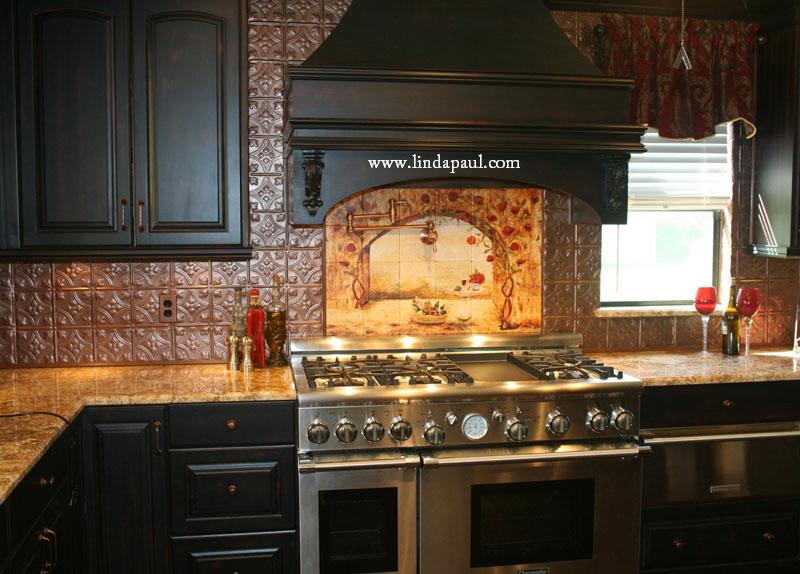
{"left": 172, "top": 531, "right": 296, "bottom": 574}
{"left": 8, "top": 432, "right": 68, "bottom": 549}
{"left": 170, "top": 447, "right": 296, "bottom": 535}
{"left": 169, "top": 402, "right": 294, "bottom": 448}
{"left": 643, "top": 512, "right": 800, "bottom": 570}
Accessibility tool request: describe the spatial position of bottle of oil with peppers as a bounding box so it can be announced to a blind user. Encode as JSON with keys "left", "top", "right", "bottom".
{"left": 246, "top": 288, "right": 266, "bottom": 368}
{"left": 266, "top": 274, "right": 288, "bottom": 367}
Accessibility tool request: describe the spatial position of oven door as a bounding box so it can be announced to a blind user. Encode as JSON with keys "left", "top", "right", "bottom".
{"left": 419, "top": 442, "right": 649, "bottom": 574}
{"left": 298, "top": 451, "right": 419, "bottom": 574}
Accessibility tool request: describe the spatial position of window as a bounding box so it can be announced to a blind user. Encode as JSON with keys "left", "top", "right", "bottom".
{"left": 600, "top": 125, "right": 731, "bottom": 306}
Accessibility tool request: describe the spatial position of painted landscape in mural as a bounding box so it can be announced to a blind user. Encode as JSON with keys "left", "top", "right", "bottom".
{"left": 325, "top": 188, "right": 543, "bottom": 335}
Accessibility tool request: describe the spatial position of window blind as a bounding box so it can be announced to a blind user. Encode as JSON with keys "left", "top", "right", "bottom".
{"left": 627, "top": 124, "right": 732, "bottom": 210}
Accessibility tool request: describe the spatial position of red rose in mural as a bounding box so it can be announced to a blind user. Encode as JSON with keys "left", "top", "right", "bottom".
{"left": 448, "top": 191, "right": 459, "bottom": 201}
{"left": 496, "top": 201, "right": 507, "bottom": 211}
{"left": 459, "top": 214, "right": 472, "bottom": 223}
{"left": 523, "top": 222, "right": 532, "bottom": 231}
{"left": 474, "top": 195, "right": 484, "bottom": 205}
{"left": 466, "top": 235, "right": 477, "bottom": 245}
{"left": 486, "top": 254, "right": 495, "bottom": 262}
{"left": 487, "top": 214, "right": 497, "bottom": 222}
{"left": 502, "top": 225, "right": 515, "bottom": 236}
{"left": 510, "top": 241, "right": 521, "bottom": 251}
{"left": 345, "top": 242, "right": 357, "bottom": 253}
{"left": 421, "top": 193, "right": 431, "bottom": 203}
{"left": 469, "top": 270, "right": 486, "bottom": 284}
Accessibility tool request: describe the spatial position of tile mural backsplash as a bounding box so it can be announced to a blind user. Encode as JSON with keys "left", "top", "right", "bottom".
{"left": 325, "top": 188, "right": 543, "bottom": 335}
{"left": 0, "top": 2, "right": 798, "bottom": 366}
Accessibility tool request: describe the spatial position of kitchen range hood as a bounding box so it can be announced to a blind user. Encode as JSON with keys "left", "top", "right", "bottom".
{"left": 285, "top": 0, "right": 646, "bottom": 225}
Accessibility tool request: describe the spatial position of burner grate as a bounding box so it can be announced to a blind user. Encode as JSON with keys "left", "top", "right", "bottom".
{"left": 510, "top": 351, "right": 622, "bottom": 380}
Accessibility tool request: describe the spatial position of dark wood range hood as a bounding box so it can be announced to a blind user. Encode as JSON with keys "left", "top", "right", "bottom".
{"left": 285, "top": 0, "right": 646, "bottom": 225}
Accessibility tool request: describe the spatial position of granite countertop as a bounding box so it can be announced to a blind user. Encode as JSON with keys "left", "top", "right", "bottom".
{"left": 0, "top": 364, "right": 295, "bottom": 505}
{"left": 595, "top": 347, "right": 800, "bottom": 387}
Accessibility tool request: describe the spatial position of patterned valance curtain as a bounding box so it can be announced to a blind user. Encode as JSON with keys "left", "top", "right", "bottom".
{"left": 554, "top": 12, "right": 759, "bottom": 140}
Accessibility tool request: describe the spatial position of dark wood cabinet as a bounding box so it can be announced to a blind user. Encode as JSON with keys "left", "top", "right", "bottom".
{"left": 171, "top": 531, "right": 297, "bottom": 574}
{"left": 752, "top": 10, "right": 800, "bottom": 257}
{"left": 81, "top": 406, "right": 169, "bottom": 574}
{"left": 2, "top": 0, "right": 248, "bottom": 257}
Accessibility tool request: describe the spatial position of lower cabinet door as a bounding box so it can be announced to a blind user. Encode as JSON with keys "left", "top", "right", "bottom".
{"left": 172, "top": 531, "right": 297, "bottom": 574}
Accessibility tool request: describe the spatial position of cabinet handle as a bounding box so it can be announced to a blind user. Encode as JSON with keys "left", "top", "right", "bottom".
{"left": 121, "top": 199, "right": 128, "bottom": 231}
{"left": 763, "top": 531, "right": 776, "bottom": 543}
{"left": 226, "top": 418, "right": 238, "bottom": 430}
{"left": 137, "top": 200, "right": 145, "bottom": 232}
{"left": 37, "top": 476, "right": 56, "bottom": 487}
{"left": 672, "top": 538, "right": 685, "bottom": 551}
{"left": 38, "top": 527, "right": 57, "bottom": 573}
{"left": 723, "top": 399, "right": 735, "bottom": 409}
{"left": 153, "top": 421, "right": 163, "bottom": 455}
{"left": 227, "top": 484, "right": 238, "bottom": 496}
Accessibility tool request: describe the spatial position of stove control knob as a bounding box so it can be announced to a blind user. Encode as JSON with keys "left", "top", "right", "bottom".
{"left": 363, "top": 418, "right": 385, "bottom": 442}
{"left": 586, "top": 409, "right": 610, "bottom": 434}
{"left": 389, "top": 418, "right": 413, "bottom": 442}
{"left": 423, "top": 421, "right": 445, "bottom": 445}
{"left": 546, "top": 411, "right": 570, "bottom": 436}
{"left": 307, "top": 420, "right": 330, "bottom": 444}
{"left": 335, "top": 419, "right": 358, "bottom": 443}
{"left": 505, "top": 418, "right": 529, "bottom": 442}
{"left": 445, "top": 411, "right": 459, "bottom": 426}
{"left": 491, "top": 409, "right": 505, "bottom": 424}
{"left": 612, "top": 408, "right": 635, "bottom": 433}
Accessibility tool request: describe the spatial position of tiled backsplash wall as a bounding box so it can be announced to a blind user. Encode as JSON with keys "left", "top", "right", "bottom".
{"left": 0, "top": 2, "right": 798, "bottom": 366}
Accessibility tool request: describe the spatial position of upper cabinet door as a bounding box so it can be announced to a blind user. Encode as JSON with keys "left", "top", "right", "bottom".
{"left": 132, "top": 0, "right": 245, "bottom": 247}
{"left": 16, "top": 0, "right": 132, "bottom": 247}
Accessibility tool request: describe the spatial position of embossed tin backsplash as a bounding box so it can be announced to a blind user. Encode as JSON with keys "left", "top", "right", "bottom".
{"left": 0, "top": 3, "right": 797, "bottom": 366}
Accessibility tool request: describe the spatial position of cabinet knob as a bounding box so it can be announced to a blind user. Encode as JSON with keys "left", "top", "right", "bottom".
{"left": 722, "top": 399, "right": 735, "bottom": 410}
{"left": 226, "top": 418, "right": 237, "bottom": 430}
{"left": 227, "top": 484, "right": 238, "bottom": 496}
{"left": 672, "top": 538, "right": 685, "bottom": 551}
{"left": 37, "top": 476, "right": 56, "bottom": 487}
{"left": 763, "top": 532, "right": 776, "bottom": 543}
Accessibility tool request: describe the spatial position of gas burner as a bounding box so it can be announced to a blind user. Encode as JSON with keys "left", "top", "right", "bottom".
{"left": 392, "top": 362, "right": 448, "bottom": 385}
{"left": 512, "top": 351, "right": 622, "bottom": 380}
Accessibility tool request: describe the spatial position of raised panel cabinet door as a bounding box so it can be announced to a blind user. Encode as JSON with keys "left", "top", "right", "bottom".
{"left": 80, "top": 407, "right": 169, "bottom": 574}
{"left": 16, "top": 0, "right": 132, "bottom": 246}
{"left": 132, "top": 0, "right": 245, "bottom": 246}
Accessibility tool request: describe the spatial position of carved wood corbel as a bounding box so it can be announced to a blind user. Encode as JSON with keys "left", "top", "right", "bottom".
{"left": 301, "top": 151, "right": 325, "bottom": 216}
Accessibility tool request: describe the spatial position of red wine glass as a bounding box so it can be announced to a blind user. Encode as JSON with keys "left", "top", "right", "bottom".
{"left": 694, "top": 287, "right": 718, "bottom": 353}
{"left": 737, "top": 287, "right": 762, "bottom": 355}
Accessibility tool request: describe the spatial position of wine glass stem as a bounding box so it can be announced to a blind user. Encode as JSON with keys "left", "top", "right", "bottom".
{"left": 744, "top": 317, "right": 752, "bottom": 355}
{"left": 701, "top": 315, "right": 710, "bottom": 353}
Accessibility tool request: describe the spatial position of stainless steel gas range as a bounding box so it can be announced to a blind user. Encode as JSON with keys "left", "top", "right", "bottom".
{"left": 291, "top": 333, "right": 649, "bottom": 574}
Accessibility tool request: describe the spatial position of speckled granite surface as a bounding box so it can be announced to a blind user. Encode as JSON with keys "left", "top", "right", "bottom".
{"left": 596, "top": 347, "right": 800, "bottom": 387}
{"left": 0, "top": 364, "right": 295, "bottom": 505}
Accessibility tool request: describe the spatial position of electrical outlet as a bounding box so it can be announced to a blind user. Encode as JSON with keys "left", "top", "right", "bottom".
{"left": 159, "top": 293, "right": 176, "bottom": 323}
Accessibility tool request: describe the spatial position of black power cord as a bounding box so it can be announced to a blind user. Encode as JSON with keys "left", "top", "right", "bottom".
{"left": 0, "top": 411, "right": 70, "bottom": 425}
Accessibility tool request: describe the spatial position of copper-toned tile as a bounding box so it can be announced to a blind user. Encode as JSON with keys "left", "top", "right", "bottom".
{"left": 543, "top": 247, "right": 574, "bottom": 281}
{"left": 676, "top": 316, "right": 703, "bottom": 348}
{"left": 287, "top": 285, "right": 323, "bottom": 322}
{"left": 736, "top": 249, "right": 767, "bottom": 280}
{"left": 0, "top": 263, "right": 11, "bottom": 288}
{"left": 575, "top": 282, "right": 600, "bottom": 316}
{"left": 93, "top": 289, "right": 132, "bottom": 324}
{"left": 251, "top": 211, "right": 287, "bottom": 248}
{"left": 542, "top": 282, "right": 575, "bottom": 317}
{"left": 766, "top": 313, "right": 794, "bottom": 346}
{"left": 543, "top": 210, "right": 573, "bottom": 246}
{"left": 211, "top": 325, "right": 229, "bottom": 361}
{"left": 0, "top": 328, "right": 15, "bottom": 364}
{"left": 323, "top": 0, "right": 351, "bottom": 23}
{"left": 132, "top": 289, "right": 163, "bottom": 325}
{"left": 211, "top": 261, "right": 249, "bottom": 287}
{"left": 14, "top": 291, "right": 54, "bottom": 327}
{"left": 53, "top": 262, "right": 91, "bottom": 288}
{"left": 288, "top": 321, "right": 324, "bottom": 338}
{"left": 640, "top": 317, "right": 676, "bottom": 349}
{"left": 133, "top": 326, "right": 174, "bottom": 362}
{"left": 0, "top": 289, "right": 12, "bottom": 327}
{"left": 211, "top": 288, "right": 235, "bottom": 323}
{"left": 288, "top": 225, "right": 322, "bottom": 248}
{"left": 55, "top": 290, "right": 92, "bottom": 326}
{"left": 175, "top": 326, "right": 212, "bottom": 361}
{"left": 285, "top": 0, "right": 322, "bottom": 22}
{"left": 285, "top": 23, "right": 323, "bottom": 60}
{"left": 542, "top": 317, "right": 575, "bottom": 335}
{"left": 544, "top": 189, "right": 570, "bottom": 212}
{"left": 56, "top": 328, "right": 95, "bottom": 364}
{"left": 576, "top": 247, "right": 601, "bottom": 282}
{"left": 766, "top": 257, "right": 799, "bottom": 279}
{"left": 607, "top": 317, "right": 640, "bottom": 350}
{"left": 13, "top": 263, "right": 52, "bottom": 289}
{"left": 92, "top": 262, "right": 131, "bottom": 288}
{"left": 249, "top": 0, "right": 282, "bottom": 21}
{"left": 248, "top": 61, "right": 284, "bottom": 99}
{"left": 575, "top": 224, "right": 601, "bottom": 246}
{"left": 767, "top": 279, "right": 797, "bottom": 314}
{"left": 249, "top": 174, "right": 285, "bottom": 211}
{"left": 176, "top": 288, "right": 212, "bottom": 324}
{"left": 16, "top": 329, "right": 55, "bottom": 364}
{"left": 94, "top": 327, "right": 133, "bottom": 362}
{"left": 249, "top": 98, "right": 283, "bottom": 136}
{"left": 248, "top": 23, "right": 283, "bottom": 61}
{"left": 576, "top": 318, "right": 608, "bottom": 350}
{"left": 174, "top": 261, "right": 211, "bottom": 286}
{"left": 248, "top": 137, "right": 284, "bottom": 174}
{"left": 250, "top": 249, "right": 286, "bottom": 285}
{"left": 287, "top": 249, "right": 323, "bottom": 285}
{"left": 132, "top": 262, "right": 172, "bottom": 288}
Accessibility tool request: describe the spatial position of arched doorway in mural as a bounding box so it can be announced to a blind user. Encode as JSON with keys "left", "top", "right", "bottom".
{"left": 324, "top": 187, "right": 543, "bottom": 336}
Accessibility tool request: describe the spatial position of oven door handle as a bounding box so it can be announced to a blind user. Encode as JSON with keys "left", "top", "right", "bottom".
{"left": 298, "top": 454, "right": 421, "bottom": 473}
{"left": 644, "top": 429, "right": 800, "bottom": 446}
{"left": 422, "top": 445, "right": 651, "bottom": 467}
